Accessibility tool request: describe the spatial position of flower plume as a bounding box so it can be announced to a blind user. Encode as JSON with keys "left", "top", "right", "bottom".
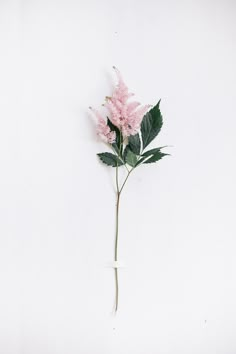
{"left": 90, "top": 67, "right": 151, "bottom": 140}
{"left": 89, "top": 107, "right": 116, "bottom": 144}
{"left": 105, "top": 67, "right": 151, "bottom": 137}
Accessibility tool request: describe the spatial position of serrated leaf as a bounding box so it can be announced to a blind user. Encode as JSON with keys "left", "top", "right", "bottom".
{"left": 143, "top": 151, "right": 169, "bottom": 164}
{"left": 128, "top": 133, "right": 141, "bottom": 155}
{"left": 112, "top": 143, "right": 120, "bottom": 155}
{"left": 107, "top": 118, "right": 123, "bottom": 150}
{"left": 107, "top": 118, "right": 120, "bottom": 138}
{"left": 135, "top": 156, "right": 147, "bottom": 167}
{"left": 97, "top": 152, "right": 124, "bottom": 167}
{"left": 124, "top": 147, "right": 138, "bottom": 167}
{"left": 141, "top": 100, "right": 163, "bottom": 150}
{"left": 142, "top": 146, "right": 167, "bottom": 157}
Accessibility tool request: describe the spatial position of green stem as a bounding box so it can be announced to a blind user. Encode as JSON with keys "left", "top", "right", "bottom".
{"left": 119, "top": 169, "right": 133, "bottom": 195}
{"left": 114, "top": 187, "right": 120, "bottom": 312}
{"left": 114, "top": 166, "right": 134, "bottom": 312}
{"left": 111, "top": 145, "right": 130, "bottom": 173}
{"left": 113, "top": 130, "right": 135, "bottom": 312}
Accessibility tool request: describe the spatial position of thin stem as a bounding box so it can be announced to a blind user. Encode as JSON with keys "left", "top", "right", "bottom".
{"left": 124, "top": 163, "right": 130, "bottom": 173}
{"left": 115, "top": 162, "right": 119, "bottom": 193}
{"left": 114, "top": 187, "right": 120, "bottom": 312}
{"left": 119, "top": 168, "right": 133, "bottom": 195}
{"left": 114, "top": 165, "right": 134, "bottom": 312}
{"left": 113, "top": 131, "right": 135, "bottom": 312}
{"left": 110, "top": 145, "right": 130, "bottom": 173}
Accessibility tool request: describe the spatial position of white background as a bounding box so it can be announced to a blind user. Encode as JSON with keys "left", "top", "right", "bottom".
{"left": 0, "top": 0, "right": 236, "bottom": 353}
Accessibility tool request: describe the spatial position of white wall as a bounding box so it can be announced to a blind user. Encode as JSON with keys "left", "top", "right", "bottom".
{"left": 0, "top": 0, "right": 236, "bottom": 353}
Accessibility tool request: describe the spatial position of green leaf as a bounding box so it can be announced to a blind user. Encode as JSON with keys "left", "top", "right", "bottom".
{"left": 112, "top": 143, "right": 120, "bottom": 155}
{"left": 135, "top": 147, "right": 169, "bottom": 166}
{"left": 97, "top": 152, "right": 124, "bottom": 167}
{"left": 107, "top": 118, "right": 123, "bottom": 151}
{"left": 142, "top": 146, "right": 167, "bottom": 157}
{"left": 135, "top": 156, "right": 147, "bottom": 167}
{"left": 128, "top": 133, "right": 141, "bottom": 155}
{"left": 143, "top": 151, "right": 169, "bottom": 164}
{"left": 141, "top": 100, "right": 163, "bottom": 150}
{"left": 124, "top": 147, "right": 138, "bottom": 167}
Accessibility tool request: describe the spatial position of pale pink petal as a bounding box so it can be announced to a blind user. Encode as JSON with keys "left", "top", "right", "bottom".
{"left": 90, "top": 106, "right": 116, "bottom": 144}
{"left": 127, "top": 101, "right": 141, "bottom": 114}
{"left": 91, "top": 68, "right": 151, "bottom": 139}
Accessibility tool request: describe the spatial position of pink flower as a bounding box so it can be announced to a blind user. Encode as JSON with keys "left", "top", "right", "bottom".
{"left": 89, "top": 107, "right": 116, "bottom": 144}
{"left": 105, "top": 67, "right": 151, "bottom": 137}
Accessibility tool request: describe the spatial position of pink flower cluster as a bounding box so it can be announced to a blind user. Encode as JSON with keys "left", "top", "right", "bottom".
{"left": 90, "top": 67, "right": 151, "bottom": 143}
{"left": 105, "top": 67, "right": 151, "bottom": 137}
{"left": 89, "top": 107, "right": 116, "bottom": 144}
